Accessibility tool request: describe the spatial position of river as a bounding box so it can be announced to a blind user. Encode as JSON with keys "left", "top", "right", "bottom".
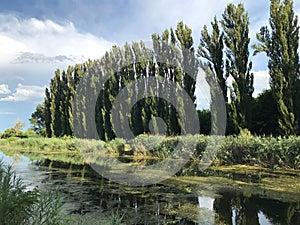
{"left": 1, "top": 150, "right": 300, "bottom": 224}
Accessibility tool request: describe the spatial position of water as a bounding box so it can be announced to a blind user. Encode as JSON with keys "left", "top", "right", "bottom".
{"left": 1, "top": 150, "right": 300, "bottom": 224}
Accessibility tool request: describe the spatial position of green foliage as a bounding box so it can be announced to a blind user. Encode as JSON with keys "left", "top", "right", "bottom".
{"left": 198, "top": 16, "right": 227, "bottom": 104}
{"left": 127, "top": 134, "right": 209, "bottom": 159}
{"left": 29, "top": 1, "right": 300, "bottom": 138}
{"left": 0, "top": 160, "right": 71, "bottom": 225}
{"left": 217, "top": 135, "right": 300, "bottom": 169}
{"left": 253, "top": 0, "right": 299, "bottom": 135}
{"left": 29, "top": 191, "right": 71, "bottom": 225}
{"left": 109, "top": 210, "right": 126, "bottom": 225}
{"left": 1, "top": 120, "right": 28, "bottom": 139}
{"left": 31, "top": 21, "right": 200, "bottom": 140}
{"left": 197, "top": 109, "right": 211, "bottom": 135}
{"left": 2, "top": 134, "right": 300, "bottom": 170}
{"left": 1, "top": 128, "right": 28, "bottom": 139}
{"left": 221, "top": 3, "right": 254, "bottom": 132}
{"left": 128, "top": 134, "right": 166, "bottom": 157}
{"left": 251, "top": 89, "right": 280, "bottom": 135}
{"left": 29, "top": 104, "right": 46, "bottom": 136}
{"left": 0, "top": 137, "right": 78, "bottom": 152}
{"left": 104, "top": 138, "right": 126, "bottom": 154}
{"left": 1, "top": 128, "right": 18, "bottom": 138}
{"left": 0, "top": 161, "right": 36, "bottom": 225}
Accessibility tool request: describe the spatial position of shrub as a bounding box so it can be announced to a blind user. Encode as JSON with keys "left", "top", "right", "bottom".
{"left": 1, "top": 128, "right": 18, "bottom": 139}
{"left": 216, "top": 135, "right": 300, "bottom": 169}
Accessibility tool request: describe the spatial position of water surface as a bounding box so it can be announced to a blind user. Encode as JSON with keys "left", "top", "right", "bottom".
{"left": 1, "top": 150, "right": 300, "bottom": 224}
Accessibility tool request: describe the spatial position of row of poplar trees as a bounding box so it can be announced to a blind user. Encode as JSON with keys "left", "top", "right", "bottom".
{"left": 30, "top": 0, "right": 300, "bottom": 139}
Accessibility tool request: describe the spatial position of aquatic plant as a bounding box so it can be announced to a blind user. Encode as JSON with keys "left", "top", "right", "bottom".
{"left": 0, "top": 160, "right": 72, "bottom": 225}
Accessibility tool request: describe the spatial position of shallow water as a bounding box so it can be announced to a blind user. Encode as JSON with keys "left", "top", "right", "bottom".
{"left": 1, "top": 150, "right": 300, "bottom": 225}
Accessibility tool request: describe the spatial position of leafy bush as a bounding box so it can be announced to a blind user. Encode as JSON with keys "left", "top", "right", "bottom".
{"left": 1, "top": 128, "right": 17, "bottom": 138}
{"left": 104, "top": 138, "right": 126, "bottom": 154}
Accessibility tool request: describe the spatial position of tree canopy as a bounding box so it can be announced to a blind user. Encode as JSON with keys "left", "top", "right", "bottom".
{"left": 29, "top": 1, "right": 300, "bottom": 138}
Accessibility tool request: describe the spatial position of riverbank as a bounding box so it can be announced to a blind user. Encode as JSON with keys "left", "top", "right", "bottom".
{"left": 1, "top": 134, "right": 300, "bottom": 169}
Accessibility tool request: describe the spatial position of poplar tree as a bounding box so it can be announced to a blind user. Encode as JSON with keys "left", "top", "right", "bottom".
{"left": 44, "top": 88, "right": 52, "bottom": 137}
{"left": 67, "top": 66, "right": 75, "bottom": 136}
{"left": 253, "top": 0, "right": 299, "bottom": 135}
{"left": 222, "top": 3, "right": 254, "bottom": 132}
{"left": 175, "top": 22, "right": 197, "bottom": 104}
{"left": 198, "top": 16, "right": 227, "bottom": 135}
{"left": 50, "top": 69, "right": 63, "bottom": 137}
{"left": 198, "top": 16, "right": 227, "bottom": 103}
{"left": 61, "top": 70, "right": 69, "bottom": 135}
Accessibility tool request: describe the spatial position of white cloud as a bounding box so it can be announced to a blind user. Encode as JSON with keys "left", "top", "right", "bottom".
{"left": 11, "top": 52, "right": 84, "bottom": 64}
{"left": 253, "top": 70, "right": 270, "bottom": 97}
{"left": 0, "top": 83, "right": 46, "bottom": 102}
{"left": 196, "top": 69, "right": 270, "bottom": 109}
{"left": 0, "top": 14, "right": 113, "bottom": 65}
{"left": 0, "top": 84, "right": 11, "bottom": 94}
{"left": 0, "top": 111, "right": 15, "bottom": 115}
{"left": 196, "top": 69, "right": 211, "bottom": 109}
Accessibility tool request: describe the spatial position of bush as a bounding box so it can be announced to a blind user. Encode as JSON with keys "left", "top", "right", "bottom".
{"left": 217, "top": 135, "right": 300, "bottom": 169}
{"left": 1, "top": 128, "right": 18, "bottom": 139}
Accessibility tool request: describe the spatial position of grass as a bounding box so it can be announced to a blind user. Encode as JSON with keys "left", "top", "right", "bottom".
{"left": 1, "top": 134, "right": 300, "bottom": 169}
{"left": 0, "top": 159, "right": 73, "bottom": 225}
{"left": 0, "top": 136, "right": 78, "bottom": 152}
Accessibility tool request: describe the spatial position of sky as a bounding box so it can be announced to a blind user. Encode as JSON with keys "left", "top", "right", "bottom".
{"left": 0, "top": 0, "right": 299, "bottom": 132}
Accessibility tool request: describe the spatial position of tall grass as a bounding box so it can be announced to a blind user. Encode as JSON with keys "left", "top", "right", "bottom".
{"left": 0, "top": 136, "right": 78, "bottom": 152}
{"left": 216, "top": 135, "right": 300, "bottom": 169}
{"left": 1, "top": 134, "right": 300, "bottom": 169}
{"left": 0, "top": 160, "right": 72, "bottom": 225}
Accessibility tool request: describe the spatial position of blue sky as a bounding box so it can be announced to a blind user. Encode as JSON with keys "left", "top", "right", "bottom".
{"left": 0, "top": 0, "right": 299, "bottom": 132}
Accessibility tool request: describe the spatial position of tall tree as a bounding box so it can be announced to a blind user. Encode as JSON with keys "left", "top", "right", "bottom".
{"left": 198, "top": 16, "right": 228, "bottom": 135}
{"left": 60, "top": 70, "right": 69, "bottom": 136}
{"left": 29, "top": 104, "right": 46, "bottom": 136}
{"left": 67, "top": 66, "right": 75, "bottom": 136}
{"left": 174, "top": 22, "right": 198, "bottom": 134}
{"left": 33, "top": 25, "right": 202, "bottom": 139}
{"left": 175, "top": 22, "right": 197, "bottom": 104}
{"left": 198, "top": 16, "right": 227, "bottom": 103}
{"left": 50, "top": 69, "right": 62, "bottom": 137}
{"left": 253, "top": 0, "right": 299, "bottom": 135}
{"left": 222, "top": 3, "right": 254, "bottom": 133}
{"left": 44, "top": 88, "right": 52, "bottom": 137}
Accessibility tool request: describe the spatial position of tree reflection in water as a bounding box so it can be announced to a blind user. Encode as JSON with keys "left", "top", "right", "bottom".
{"left": 1, "top": 150, "right": 300, "bottom": 225}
